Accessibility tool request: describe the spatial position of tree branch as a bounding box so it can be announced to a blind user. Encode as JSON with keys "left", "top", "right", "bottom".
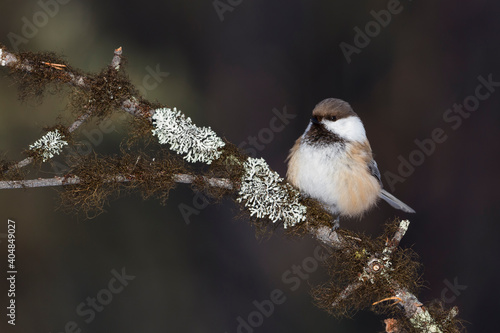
{"left": 384, "top": 220, "right": 410, "bottom": 255}
{"left": 0, "top": 45, "right": 462, "bottom": 332}
{"left": 111, "top": 46, "right": 123, "bottom": 70}
{"left": 0, "top": 47, "right": 87, "bottom": 87}
{"left": 0, "top": 174, "right": 233, "bottom": 190}
{"left": 3, "top": 46, "right": 126, "bottom": 173}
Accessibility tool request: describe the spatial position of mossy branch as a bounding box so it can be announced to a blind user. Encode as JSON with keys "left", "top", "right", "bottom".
{"left": 0, "top": 174, "right": 232, "bottom": 190}
{"left": 0, "top": 44, "right": 464, "bottom": 333}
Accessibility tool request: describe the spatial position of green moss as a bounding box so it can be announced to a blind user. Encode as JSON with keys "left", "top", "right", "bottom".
{"left": 388, "top": 301, "right": 465, "bottom": 333}
{"left": 312, "top": 220, "right": 422, "bottom": 318}
{"left": 69, "top": 65, "right": 138, "bottom": 120}
{"left": 9, "top": 51, "right": 83, "bottom": 101}
{"left": 0, "top": 158, "right": 25, "bottom": 181}
{"left": 60, "top": 150, "right": 188, "bottom": 217}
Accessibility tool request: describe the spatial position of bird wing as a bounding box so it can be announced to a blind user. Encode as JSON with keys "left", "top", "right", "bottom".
{"left": 368, "top": 159, "right": 382, "bottom": 185}
{"left": 368, "top": 159, "right": 415, "bottom": 213}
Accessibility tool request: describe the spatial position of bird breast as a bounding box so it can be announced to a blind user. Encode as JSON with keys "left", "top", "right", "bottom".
{"left": 287, "top": 141, "right": 381, "bottom": 217}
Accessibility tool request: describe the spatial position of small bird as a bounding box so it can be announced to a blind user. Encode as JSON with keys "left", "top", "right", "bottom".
{"left": 287, "top": 98, "right": 415, "bottom": 222}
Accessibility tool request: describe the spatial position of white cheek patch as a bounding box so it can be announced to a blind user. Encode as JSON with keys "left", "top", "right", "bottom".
{"left": 323, "top": 116, "right": 366, "bottom": 142}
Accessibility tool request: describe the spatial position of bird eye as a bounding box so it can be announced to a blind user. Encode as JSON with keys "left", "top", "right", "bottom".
{"left": 328, "top": 116, "right": 337, "bottom": 121}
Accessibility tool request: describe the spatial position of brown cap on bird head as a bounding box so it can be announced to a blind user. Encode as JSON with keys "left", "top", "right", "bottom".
{"left": 312, "top": 98, "right": 358, "bottom": 121}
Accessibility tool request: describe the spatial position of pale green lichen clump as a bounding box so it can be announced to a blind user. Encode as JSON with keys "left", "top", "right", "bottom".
{"left": 152, "top": 107, "right": 225, "bottom": 164}
{"left": 29, "top": 129, "right": 68, "bottom": 162}
{"left": 237, "top": 157, "right": 306, "bottom": 228}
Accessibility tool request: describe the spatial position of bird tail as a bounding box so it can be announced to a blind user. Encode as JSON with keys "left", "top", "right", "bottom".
{"left": 379, "top": 189, "right": 416, "bottom": 213}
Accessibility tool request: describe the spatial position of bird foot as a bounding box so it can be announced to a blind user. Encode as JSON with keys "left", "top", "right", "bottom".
{"left": 332, "top": 216, "right": 340, "bottom": 231}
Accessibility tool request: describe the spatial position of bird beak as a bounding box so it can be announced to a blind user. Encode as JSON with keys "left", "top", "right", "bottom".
{"left": 310, "top": 116, "right": 320, "bottom": 124}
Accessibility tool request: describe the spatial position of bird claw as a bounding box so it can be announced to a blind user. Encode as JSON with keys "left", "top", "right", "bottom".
{"left": 332, "top": 216, "right": 340, "bottom": 231}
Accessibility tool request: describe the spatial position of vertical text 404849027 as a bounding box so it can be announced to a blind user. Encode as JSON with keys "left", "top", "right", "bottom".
{"left": 6, "top": 219, "right": 17, "bottom": 326}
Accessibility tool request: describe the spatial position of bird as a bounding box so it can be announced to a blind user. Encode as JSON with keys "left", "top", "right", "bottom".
{"left": 286, "top": 98, "right": 415, "bottom": 224}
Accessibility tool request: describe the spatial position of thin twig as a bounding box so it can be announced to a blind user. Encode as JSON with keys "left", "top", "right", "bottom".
{"left": 12, "top": 157, "right": 34, "bottom": 170}
{"left": 0, "top": 174, "right": 232, "bottom": 190}
{"left": 173, "top": 174, "right": 234, "bottom": 190}
{"left": 0, "top": 175, "right": 124, "bottom": 189}
{"left": 111, "top": 46, "right": 123, "bottom": 71}
{"left": 3, "top": 47, "right": 123, "bottom": 174}
{"left": 67, "top": 111, "right": 92, "bottom": 133}
{"left": 332, "top": 281, "right": 363, "bottom": 308}
{"left": 384, "top": 219, "right": 410, "bottom": 256}
{"left": 373, "top": 296, "right": 403, "bottom": 306}
{"left": 0, "top": 47, "right": 87, "bottom": 87}
{"left": 1, "top": 46, "right": 152, "bottom": 119}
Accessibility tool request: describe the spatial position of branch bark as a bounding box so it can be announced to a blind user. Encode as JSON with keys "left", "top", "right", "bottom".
{"left": 0, "top": 174, "right": 232, "bottom": 190}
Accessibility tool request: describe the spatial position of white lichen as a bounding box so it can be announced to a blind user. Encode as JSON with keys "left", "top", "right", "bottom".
{"left": 236, "top": 157, "right": 307, "bottom": 228}
{"left": 0, "top": 49, "right": 5, "bottom": 67}
{"left": 29, "top": 129, "right": 68, "bottom": 162}
{"left": 409, "top": 309, "right": 442, "bottom": 333}
{"left": 151, "top": 107, "right": 225, "bottom": 164}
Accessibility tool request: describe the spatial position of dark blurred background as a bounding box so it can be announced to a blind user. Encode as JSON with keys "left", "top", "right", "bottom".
{"left": 0, "top": 0, "right": 499, "bottom": 332}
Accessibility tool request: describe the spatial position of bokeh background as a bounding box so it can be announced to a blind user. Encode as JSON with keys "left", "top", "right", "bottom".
{"left": 0, "top": 0, "right": 499, "bottom": 332}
